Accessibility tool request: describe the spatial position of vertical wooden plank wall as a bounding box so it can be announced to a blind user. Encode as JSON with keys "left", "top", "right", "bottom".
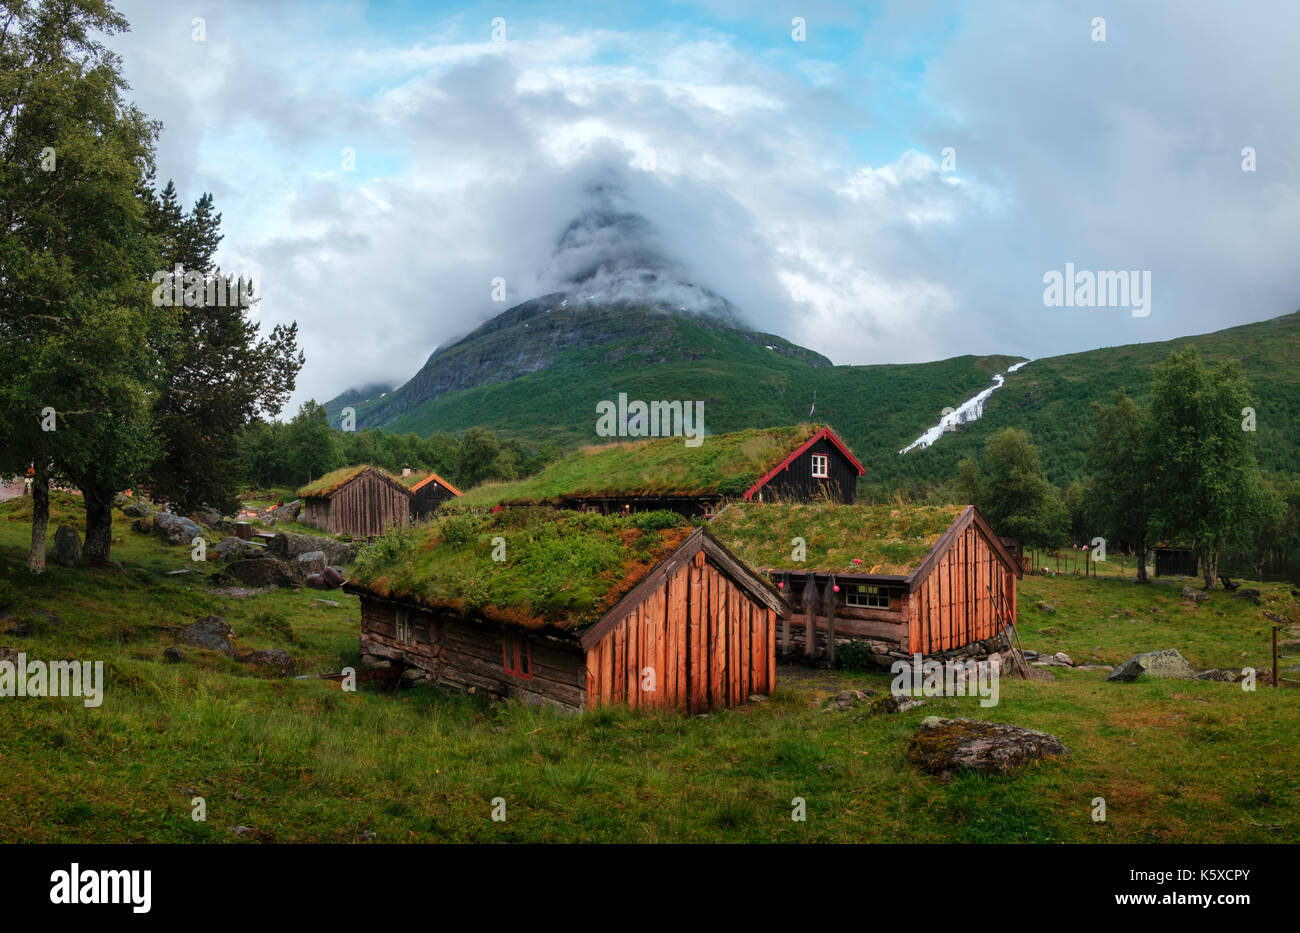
{"left": 585, "top": 558, "right": 775, "bottom": 711}
{"left": 329, "top": 472, "right": 411, "bottom": 537}
{"left": 909, "top": 524, "right": 1017, "bottom": 655}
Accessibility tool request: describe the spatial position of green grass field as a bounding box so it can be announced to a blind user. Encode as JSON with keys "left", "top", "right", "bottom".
{"left": 0, "top": 494, "right": 1296, "bottom": 843}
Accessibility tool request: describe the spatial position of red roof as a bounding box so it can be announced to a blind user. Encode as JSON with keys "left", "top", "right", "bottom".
{"left": 408, "top": 470, "right": 463, "bottom": 497}
{"left": 741, "top": 426, "right": 865, "bottom": 501}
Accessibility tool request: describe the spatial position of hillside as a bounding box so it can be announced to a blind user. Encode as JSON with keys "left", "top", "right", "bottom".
{"left": 325, "top": 295, "right": 1019, "bottom": 482}
{"left": 898, "top": 310, "right": 1300, "bottom": 486}
{"left": 326, "top": 297, "right": 1300, "bottom": 492}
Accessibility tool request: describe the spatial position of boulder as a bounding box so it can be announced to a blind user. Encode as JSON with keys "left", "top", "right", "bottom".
{"left": 870, "top": 694, "right": 926, "bottom": 715}
{"left": 163, "top": 646, "right": 185, "bottom": 663}
{"left": 1106, "top": 648, "right": 1196, "bottom": 682}
{"left": 213, "top": 536, "right": 264, "bottom": 562}
{"left": 305, "top": 573, "right": 328, "bottom": 590}
{"left": 1181, "top": 586, "right": 1209, "bottom": 603}
{"left": 1193, "top": 668, "right": 1240, "bottom": 682}
{"left": 213, "top": 558, "right": 303, "bottom": 589}
{"left": 50, "top": 525, "right": 82, "bottom": 567}
{"left": 122, "top": 500, "right": 153, "bottom": 518}
{"left": 264, "top": 500, "right": 302, "bottom": 524}
{"left": 179, "top": 616, "right": 237, "bottom": 656}
{"left": 1034, "top": 601, "right": 1057, "bottom": 614}
{"left": 1236, "top": 589, "right": 1263, "bottom": 605}
{"left": 907, "top": 716, "right": 1069, "bottom": 776}
{"left": 131, "top": 517, "right": 152, "bottom": 534}
{"left": 267, "top": 533, "right": 356, "bottom": 566}
{"left": 321, "top": 566, "right": 345, "bottom": 588}
{"left": 296, "top": 550, "right": 327, "bottom": 575}
{"left": 153, "top": 511, "right": 203, "bottom": 545}
{"left": 192, "top": 507, "right": 223, "bottom": 529}
{"left": 242, "top": 648, "right": 297, "bottom": 677}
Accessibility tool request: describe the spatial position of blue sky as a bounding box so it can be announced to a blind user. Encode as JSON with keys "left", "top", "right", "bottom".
{"left": 108, "top": 0, "right": 1300, "bottom": 410}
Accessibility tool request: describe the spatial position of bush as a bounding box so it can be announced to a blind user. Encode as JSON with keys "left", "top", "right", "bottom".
{"left": 836, "top": 641, "right": 877, "bottom": 671}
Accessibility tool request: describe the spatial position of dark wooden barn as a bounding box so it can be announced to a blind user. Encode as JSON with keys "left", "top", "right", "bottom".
{"left": 297, "top": 465, "right": 412, "bottom": 538}
{"left": 404, "top": 470, "right": 462, "bottom": 520}
{"left": 741, "top": 426, "right": 864, "bottom": 504}
{"left": 711, "top": 503, "right": 1021, "bottom": 667}
{"left": 1154, "top": 547, "right": 1198, "bottom": 577}
{"left": 455, "top": 423, "right": 865, "bottom": 517}
{"left": 343, "top": 509, "right": 787, "bottom": 712}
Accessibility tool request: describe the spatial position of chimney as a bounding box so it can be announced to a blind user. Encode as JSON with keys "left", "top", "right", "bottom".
{"left": 402, "top": 467, "right": 412, "bottom": 477}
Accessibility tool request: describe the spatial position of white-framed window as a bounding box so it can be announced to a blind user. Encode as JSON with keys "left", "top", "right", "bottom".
{"left": 396, "top": 607, "right": 413, "bottom": 644}
{"left": 845, "top": 585, "right": 890, "bottom": 609}
{"left": 811, "top": 454, "right": 829, "bottom": 478}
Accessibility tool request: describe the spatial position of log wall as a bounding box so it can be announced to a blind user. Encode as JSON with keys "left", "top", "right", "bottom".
{"left": 359, "top": 597, "right": 588, "bottom": 711}
{"left": 584, "top": 551, "right": 776, "bottom": 712}
{"left": 909, "top": 521, "right": 1015, "bottom": 654}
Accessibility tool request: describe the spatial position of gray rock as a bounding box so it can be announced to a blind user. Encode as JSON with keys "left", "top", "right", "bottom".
{"left": 192, "top": 507, "right": 223, "bottom": 528}
{"left": 321, "top": 566, "right": 345, "bottom": 588}
{"left": 1034, "top": 601, "right": 1057, "bottom": 614}
{"left": 122, "top": 500, "right": 153, "bottom": 518}
{"left": 1053, "top": 652, "right": 1073, "bottom": 666}
{"left": 312, "top": 599, "right": 342, "bottom": 609}
{"left": 871, "top": 694, "right": 926, "bottom": 715}
{"left": 1106, "top": 648, "right": 1196, "bottom": 682}
{"left": 163, "top": 646, "right": 184, "bottom": 663}
{"left": 214, "top": 536, "right": 263, "bottom": 562}
{"left": 1193, "top": 668, "right": 1240, "bottom": 682}
{"left": 50, "top": 525, "right": 82, "bottom": 567}
{"left": 268, "top": 533, "right": 356, "bottom": 565}
{"left": 212, "top": 558, "right": 303, "bottom": 589}
{"left": 265, "top": 500, "right": 301, "bottom": 524}
{"left": 297, "top": 550, "right": 327, "bottom": 575}
{"left": 242, "top": 648, "right": 297, "bottom": 677}
{"left": 179, "top": 616, "right": 237, "bottom": 656}
{"left": 1237, "top": 589, "right": 1263, "bottom": 605}
{"left": 1181, "top": 586, "right": 1209, "bottom": 602}
{"left": 131, "top": 517, "right": 153, "bottom": 534}
{"left": 153, "top": 511, "right": 203, "bottom": 545}
{"left": 908, "top": 717, "right": 1069, "bottom": 775}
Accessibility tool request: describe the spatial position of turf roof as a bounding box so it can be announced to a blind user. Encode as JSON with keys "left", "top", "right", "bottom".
{"left": 347, "top": 507, "right": 694, "bottom": 633}
{"left": 297, "top": 464, "right": 406, "bottom": 498}
{"left": 708, "top": 502, "right": 965, "bottom": 576}
{"left": 455, "top": 424, "right": 831, "bottom": 507}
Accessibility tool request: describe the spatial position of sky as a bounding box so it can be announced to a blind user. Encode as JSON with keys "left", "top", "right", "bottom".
{"left": 106, "top": 0, "right": 1300, "bottom": 412}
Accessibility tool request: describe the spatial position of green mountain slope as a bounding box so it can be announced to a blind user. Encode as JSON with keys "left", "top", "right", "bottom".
{"left": 325, "top": 296, "right": 1300, "bottom": 491}
{"left": 896, "top": 310, "right": 1300, "bottom": 486}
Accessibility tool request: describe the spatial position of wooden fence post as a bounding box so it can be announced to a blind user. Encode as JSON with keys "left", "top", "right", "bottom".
{"left": 803, "top": 572, "right": 818, "bottom": 661}
{"left": 824, "top": 574, "right": 837, "bottom": 668}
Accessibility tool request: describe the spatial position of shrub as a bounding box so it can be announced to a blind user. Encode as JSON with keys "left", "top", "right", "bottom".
{"left": 836, "top": 641, "right": 877, "bottom": 671}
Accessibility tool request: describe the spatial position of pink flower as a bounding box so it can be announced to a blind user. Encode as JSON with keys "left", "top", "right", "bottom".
{"left": 852, "top": 558, "right": 862, "bottom": 565}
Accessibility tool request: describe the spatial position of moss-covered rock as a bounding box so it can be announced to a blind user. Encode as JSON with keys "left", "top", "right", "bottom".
{"left": 907, "top": 716, "right": 1068, "bottom": 775}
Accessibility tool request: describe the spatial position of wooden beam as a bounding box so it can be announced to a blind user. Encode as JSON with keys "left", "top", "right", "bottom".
{"left": 824, "top": 574, "right": 838, "bottom": 667}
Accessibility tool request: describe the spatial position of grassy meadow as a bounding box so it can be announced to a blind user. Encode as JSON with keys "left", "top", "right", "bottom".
{"left": 0, "top": 493, "right": 1296, "bottom": 843}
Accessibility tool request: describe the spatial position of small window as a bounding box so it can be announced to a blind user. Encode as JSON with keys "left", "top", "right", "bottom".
{"left": 396, "top": 608, "right": 414, "bottom": 644}
{"left": 845, "top": 585, "right": 890, "bottom": 609}
{"left": 811, "top": 454, "right": 829, "bottom": 479}
{"left": 503, "top": 633, "right": 532, "bottom": 680}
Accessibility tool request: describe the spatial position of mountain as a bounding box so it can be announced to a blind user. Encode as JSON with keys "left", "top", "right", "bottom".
{"left": 326, "top": 303, "right": 1300, "bottom": 493}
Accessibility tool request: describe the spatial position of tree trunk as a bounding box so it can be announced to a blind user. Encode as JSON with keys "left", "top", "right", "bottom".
{"left": 1134, "top": 538, "right": 1149, "bottom": 583}
{"left": 82, "top": 487, "right": 114, "bottom": 564}
{"left": 28, "top": 465, "right": 49, "bottom": 574}
{"left": 1203, "top": 546, "right": 1218, "bottom": 590}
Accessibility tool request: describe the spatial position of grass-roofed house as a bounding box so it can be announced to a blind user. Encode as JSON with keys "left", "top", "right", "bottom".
{"left": 709, "top": 502, "right": 1021, "bottom": 668}
{"left": 298, "top": 465, "right": 413, "bottom": 537}
{"left": 456, "top": 424, "right": 865, "bottom": 517}
{"left": 343, "top": 508, "right": 788, "bottom": 712}
{"left": 402, "top": 469, "right": 463, "bottom": 521}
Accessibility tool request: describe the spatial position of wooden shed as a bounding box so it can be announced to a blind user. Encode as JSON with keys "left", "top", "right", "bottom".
{"left": 403, "top": 469, "right": 462, "bottom": 520}
{"left": 454, "top": 423, "right": 865, "bottom": 517}
{"left": 343, "top": 508, "right": 787, "bottom": 712}
{"left": 297, "top": 465, "right": 412, "bottom": 537}
{"left": 710, "top": 502, "right": 1021, "bottom": 667}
